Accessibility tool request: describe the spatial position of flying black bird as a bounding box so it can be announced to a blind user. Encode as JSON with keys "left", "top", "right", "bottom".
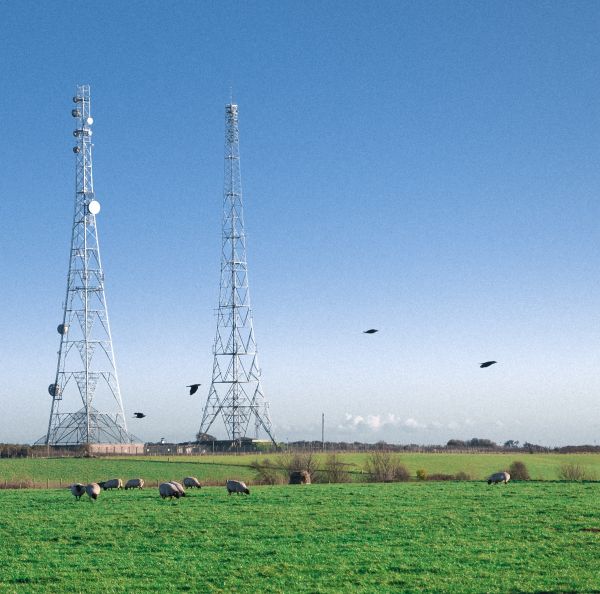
{"left": 133, "top": 412, "right": 146, "bottom": 419}
{"left": 187, "top": 383, "right": 201, "bottom": 395}
{"left": 363, "top": 329, "right": 379, "bottom": 334}
{"left": 480, "top": 361, "right": 497, "bottom": 368}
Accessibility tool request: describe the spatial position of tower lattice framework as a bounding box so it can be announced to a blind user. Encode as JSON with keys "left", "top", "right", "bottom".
{"left": 42, "top": 85, "right": 133, "bottom": 446}
{"left": 198, "top": 103, "right": 276, "bottom": 445}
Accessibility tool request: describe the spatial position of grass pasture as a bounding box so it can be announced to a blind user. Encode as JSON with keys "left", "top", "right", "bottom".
{"left": 0, "top": 482, "right": 598, "bottom": 593}
{"left": 0, "top": 456, "right": 256, "bottom": 488}
{"left": 1, "top": 452, "right": 600, "bottom": 487}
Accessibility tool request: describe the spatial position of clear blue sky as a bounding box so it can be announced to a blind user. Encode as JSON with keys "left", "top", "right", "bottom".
{"left": 1, "top": 1, "right": 599, "bottom": 445}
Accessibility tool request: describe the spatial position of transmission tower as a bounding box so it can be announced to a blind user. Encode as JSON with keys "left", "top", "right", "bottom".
{"left": 198, "top": 103, "right": 276, "bottom": 446}
{"left": 41, "top": 85, "right": 133, "bottom": 446}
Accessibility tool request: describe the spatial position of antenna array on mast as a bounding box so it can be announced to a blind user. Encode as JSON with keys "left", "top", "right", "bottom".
{"left": 40, "top": 85, "right": 134, "bottom": 446}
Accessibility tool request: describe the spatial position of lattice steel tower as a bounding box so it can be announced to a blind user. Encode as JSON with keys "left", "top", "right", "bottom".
{"left": 42, "top": 85, "right": 132, "bottom": 446}
{"left": 198, "top": 103, "right": 276, "bottom": 445}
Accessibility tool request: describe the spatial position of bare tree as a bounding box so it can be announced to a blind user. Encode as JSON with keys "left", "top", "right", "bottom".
{"left": 364, "top": 451, "right": 409, "bottom": 482}
{"left": 323, "top": 453, "right": 351, "bottom": 483}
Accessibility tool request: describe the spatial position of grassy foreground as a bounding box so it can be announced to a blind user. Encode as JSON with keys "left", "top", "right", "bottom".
{"left": 0, "top": 482, "right": 598, "bottom": 593}
{"left": 1, "top": 452, "right": 600, "bottom": 487}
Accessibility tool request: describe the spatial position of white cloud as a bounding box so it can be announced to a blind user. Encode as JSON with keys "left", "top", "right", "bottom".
{"left": 341, "top": 412, "right": 427, "bottom": 432}
{"left": 404, "top": 417, "right": 426, "bottom": 429}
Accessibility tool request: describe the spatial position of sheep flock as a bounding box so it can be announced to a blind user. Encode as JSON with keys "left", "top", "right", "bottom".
{"left": 68, "top": 475, "right": 251, "bottom": 501}
{"left": 68, "top": 471, "right": 511, "bottom": 502}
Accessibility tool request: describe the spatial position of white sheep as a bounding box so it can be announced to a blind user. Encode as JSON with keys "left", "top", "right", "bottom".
{"left": 487, "top": 471, "right": 510, "bottom": 485}
{"left": 226, "top": 479, "right": 250, "bottom": 495}
{"left": 85, "top": 483, "right": 101, "bottom": 500}
{"left": 183, "top": 477, "right": 201, "bottom": 489}
{"left": 170, "top": 480, "right": 186, "bottom": 497}
{"left": 98, "top": 478, "right": 123, "bottom": 490}
{"left": 159, "top": 482, "right": 181, "bottom": 499}
{"left": 70, "top": 483, "right": 85, "bottom": 500}
{"left": 124, "top": 478, "right": 144, "bottom": 490}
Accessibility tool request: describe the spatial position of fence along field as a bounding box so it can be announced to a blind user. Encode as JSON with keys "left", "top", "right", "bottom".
{"left": 1, "top": 452, "right": 600, "bottom": 488}
{"left": 0, "top": 482, "right": 598, "bottom": 593}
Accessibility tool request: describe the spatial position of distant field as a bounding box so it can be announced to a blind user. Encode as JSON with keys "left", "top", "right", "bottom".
{"left": 1, "top": 452, "right": 599, "bottom": 487}
{"left": 0, "top": 456, "right": 254, "bottom": 488}
{"left": 0, "top": 482, "right": 598, "bottom": 593}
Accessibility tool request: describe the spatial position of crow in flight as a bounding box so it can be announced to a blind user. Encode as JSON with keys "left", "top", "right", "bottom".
{"left": 363, "top": 329, "right": 379, "bottom": 334}
{"left": 187, "top": 384, "right": 201, "bottom": 395}
{"left": 133, "top": 412, "right": 146, "bottom": 419}
{"left": 480, "top": 361, "right": 497, "bottom": 368}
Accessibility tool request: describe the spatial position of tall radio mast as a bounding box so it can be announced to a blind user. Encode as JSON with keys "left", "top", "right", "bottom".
{"left": 42, "top": 85, "right": 132, "bottom": 446}
{"left": 198, "top": 103, "right": 276, "bottom": 446}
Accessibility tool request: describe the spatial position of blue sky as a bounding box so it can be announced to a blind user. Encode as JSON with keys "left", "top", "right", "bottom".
{"left": 1, "top": 1, "right": 599, "bottom": 445}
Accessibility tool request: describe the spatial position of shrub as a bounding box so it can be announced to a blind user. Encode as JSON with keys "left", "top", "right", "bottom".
{"left": 508, "top": 461, "right": 530, "bottom": 481}
{"left": 393, "top": 464, "right": 410, "bottom": 482}
{"left": 280, "top": 452, "right": 318, "bottom": 478}
{"left": 454, "top": 471, "right": 472, "bottom": 481}
{"left": 558, "top": 463, "right": 596, "bottom": 481}
{"left": 416, "top": 468, "right": 428, "bottom": 481}
{"left": 364, "top": 451, "right": 410, "bottom": 482}
{"left": 250, "top": 458, "right": 285, "bottom": 485}
{"left": 323, "top": 453, "right": 351, "bottom": 483}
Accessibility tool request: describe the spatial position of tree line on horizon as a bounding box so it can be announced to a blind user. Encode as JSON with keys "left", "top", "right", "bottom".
{"left": 0, "top": 438, "right": 599, "bottom": 458}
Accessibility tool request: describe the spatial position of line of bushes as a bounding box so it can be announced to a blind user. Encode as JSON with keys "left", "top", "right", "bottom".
{"left": 251, "top": 455, "right": 598, "bottom": 485}
{"left": 250, "top": 452, "right": 542, "bottom": 485}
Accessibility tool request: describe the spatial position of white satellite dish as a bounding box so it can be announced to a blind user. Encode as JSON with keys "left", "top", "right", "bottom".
{"left": 88, "top": 200, "right": 101, "bottom": 215}
{"left": 86, "top": 117, "right": 94, "bottom": 125}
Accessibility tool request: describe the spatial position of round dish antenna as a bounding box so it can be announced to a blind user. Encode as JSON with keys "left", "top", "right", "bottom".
{"left": 88, "top": 200, "right": 101, "bottom": 215}
{"left": 86, "top": 117, "right": 94, "bottom": 125}
{"left": 57, "top": 324, "right": 69, "bottom": 335}
{"left": 48, "top": 384, "right": 62, "bottom": 398}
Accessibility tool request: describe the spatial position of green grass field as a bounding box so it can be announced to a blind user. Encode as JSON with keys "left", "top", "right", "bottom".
{"left": 0, "top": 482, "right": 598, "bottom": 593}
{"left": 1, "top": 452, "right": 599, "bottom": 487}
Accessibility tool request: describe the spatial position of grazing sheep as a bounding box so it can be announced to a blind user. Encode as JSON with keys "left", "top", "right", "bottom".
{"left": 289, "top": 470, "right": 311, "bottom": 485}
{"left": 98, "top": 478, "right": 123, "bottom": 490}
{"left": 85, "top": 483, "right": 101, "bottom": 500}
{"left": 487, "top": 471, "right": 510, "bottom": 485}
{"left": 226, "top": 479, "right": 250, "bottom": 495}
{"left": 183, "top": 477, "right": 202, "bottom": 489}
{"left": 159, "top": 482, "right": 181, "bottom": 500}
{"left": 170, "top": 480, "right": 186, "bottom": 497}
{"left": 124, "top": 478, "right": 144, "bottom": 490}
{"left": 70, "top": 483, "right": 86, "bottom": 500}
